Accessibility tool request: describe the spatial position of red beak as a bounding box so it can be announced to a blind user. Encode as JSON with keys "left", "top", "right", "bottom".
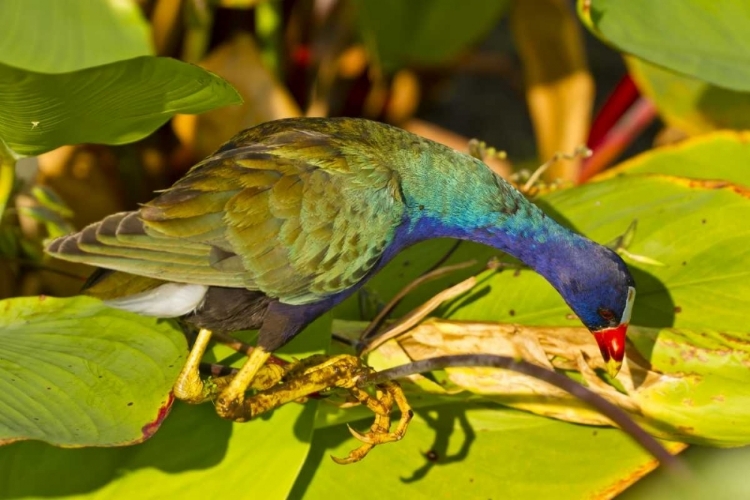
{"left": 593, "top": 323, "right": 628, "bottom": 377}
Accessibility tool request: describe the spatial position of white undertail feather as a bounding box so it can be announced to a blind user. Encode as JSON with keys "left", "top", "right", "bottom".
{"left": 104, "top": 283, "right": 209, "bottom": 317}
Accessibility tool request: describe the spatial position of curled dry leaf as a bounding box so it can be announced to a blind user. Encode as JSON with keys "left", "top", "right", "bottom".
{"left": 374, "top": 319, "right": 647, "bottom": 424}
{"left": 368, "top": 318, "right": 750, "bottom": 446}
{"left": 35, "top": 145, "right": 126, "bottom": 228}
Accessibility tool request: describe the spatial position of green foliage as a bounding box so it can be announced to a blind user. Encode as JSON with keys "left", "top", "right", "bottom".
{"left": 606, "top": 131, "right": 750, "bottom": 184}
{"left": 0, "top": 315, "right": 330, "bottom": 499}
{"left": 353, "top": 0, "right": 511, "bottom": 72}
{"left": 1, "top": 1, "right": 749, "bottom": 498}
{"left": 0, "top": 0, "right": 152, "bottom": 73}
{"left": 583, "top": 0, "right": 750, "bottom": 92}
{"left": 0, "top": 296, "right": 184, "bottom": 446}
{"left": 0, "top": 58, "right": 241, "bottom": 157}
{"left": 627, "top": 57, "right": 750, "bottom": 135}
{"left": 297, "top": 404, "right": 673, "bottom": 500}
{"left": 629, "top": 326, "right": 750, "bottom": 446}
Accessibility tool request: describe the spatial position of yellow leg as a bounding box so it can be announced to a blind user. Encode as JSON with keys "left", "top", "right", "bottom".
{"left": 215, "top": 346, "right": 272, "bottom": 421}
{"left": 217, "top": 353, "right": 413, "bottom": 463}
{"left": 174, "top": 330, "right": 413, "bottom": 463}
{"left": 173, "top": 328, "right": 215, "bottom": 403}
{"left": 333, "top": 381, "right": 413, "bottom": 464}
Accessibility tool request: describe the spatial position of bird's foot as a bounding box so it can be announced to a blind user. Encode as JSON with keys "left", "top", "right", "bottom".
{"left": 174, "top": 330, "right": 286, "bottom": 404}
{"left": 333, "top": 381, "right": 413, "bottom": 464}
{"left": 213, "top": 353, "right": 413, "bottom": 463}
{"left": 173, "top": 328, "right": 215, "bottom": 403}
{"left": 173, "top": 330, "right": 412, "bottom": 463}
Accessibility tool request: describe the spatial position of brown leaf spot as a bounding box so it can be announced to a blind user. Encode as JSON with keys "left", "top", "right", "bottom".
{"left": 674, "top": 306, "right": 682, "bottom": 313}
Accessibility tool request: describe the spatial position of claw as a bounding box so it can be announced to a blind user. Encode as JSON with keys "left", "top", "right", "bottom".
{"left": 176, "top": 341, "right": 414, "bottom": 465}
{"left": 347, "top": 424, "right": 377, "bottom": 444}
{"left": 331, "top": 443, "right": 375, "bottom": 465}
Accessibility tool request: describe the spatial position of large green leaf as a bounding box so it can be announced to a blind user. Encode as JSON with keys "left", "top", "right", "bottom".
{"left": 0, "top": 57, "right": 241, "bottom": 156}
{"left": 0, "top": 296, "right": 184, "bottom": 447}
{"left": 295, "top": 403, "right": 683, "bottom": 499}
{"left": 619, "top": 445, "right": 750, "bottom": 499}
{"left": 0, "top": 0, "right": 152, "bottom": 73}
{"left": 581, "top": 0, "right": 750, "bottom": 92}
{"left": 627, "top": 56, "right": 750, "bottom": 136}
{"left": 353, "top": 0, "right": 511, "bottom": 73}
{"left": 600, "top": 131, "right": 750, "bottom": 187}
{"left": 0, "top": 315, "right": 331, "bottom": 499}
{"left": 629, "top": 326, "right": 750, "bottom": 446}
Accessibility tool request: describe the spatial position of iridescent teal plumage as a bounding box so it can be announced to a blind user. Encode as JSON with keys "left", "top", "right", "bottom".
{"left": 46, "top": 117, "right": 634, "bottom": 366}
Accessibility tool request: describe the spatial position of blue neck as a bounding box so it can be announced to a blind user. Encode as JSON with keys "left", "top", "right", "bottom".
{"left": 388, "top": 208, "right": 592, "bottom": 299}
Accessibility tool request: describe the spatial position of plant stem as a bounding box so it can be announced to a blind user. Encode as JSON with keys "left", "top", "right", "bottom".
{"left": 0, "top": 139, "right": 18, "bottom": 222}
{"left": 256, "top": 0, "right": 284, "bottom": 79}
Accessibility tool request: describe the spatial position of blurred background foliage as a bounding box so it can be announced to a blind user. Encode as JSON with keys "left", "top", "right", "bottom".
{"left": 1, "top": 0, "right": 749, "bottom": 498}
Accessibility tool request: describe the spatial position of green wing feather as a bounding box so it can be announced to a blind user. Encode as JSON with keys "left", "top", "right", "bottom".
{"left": 46, "top": 119, "right": 406, "bottom": 304}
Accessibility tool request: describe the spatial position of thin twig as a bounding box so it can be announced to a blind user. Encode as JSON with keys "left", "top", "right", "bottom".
{"left": 524, "top": 145, "right": 592, "bottom": 192}
{"left": 423, "top": 240, "right": 464, "bottom": 275}
{"left": 360, "top": 277, "right": 477, "bottom": 355}
{"left": 359, "top": 354, "right": 688, "bottom": 476}
{"left": 331, "top": 333, "right": 359, "bottom": 348}
{"left": 359, "top": 260, "right": 476, "bottom": 343}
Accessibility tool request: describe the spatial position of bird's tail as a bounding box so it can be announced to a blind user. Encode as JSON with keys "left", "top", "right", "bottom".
{"left": 45, "top": 212, "right": 243, "bottom": 287}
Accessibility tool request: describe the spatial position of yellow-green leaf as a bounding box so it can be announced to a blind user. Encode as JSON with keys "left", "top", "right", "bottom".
{"left": 0, "top": 0, "right": 153, "bottom": 73}
{"left": 0, "top": 57, "right": 242, "bottom": 157}
{"left": 627, "top": 57, "right": 750, "bottom": 136}
{"left": 0, "top": 296, "right": 184, "bottom": 446}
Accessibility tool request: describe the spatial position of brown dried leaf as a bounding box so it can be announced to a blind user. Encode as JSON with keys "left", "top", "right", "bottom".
{"left": 150, "top": 0, "right": 184, "bottom": 57}
{"left": 35, "top": 145, "right": 126, "bottom": 229}
{"left": 369, "top": 318, "right": 666, "bottom": 427}
{"left": 172, "top": 33, "right": 301, "bottom": 159}
{"left": 510, "top": 0, "right": 594, "bottom": 182}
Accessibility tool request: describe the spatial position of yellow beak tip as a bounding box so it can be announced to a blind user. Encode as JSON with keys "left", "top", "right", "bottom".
{"left": 606, "top": 359, "right": 623, "bottom": 378}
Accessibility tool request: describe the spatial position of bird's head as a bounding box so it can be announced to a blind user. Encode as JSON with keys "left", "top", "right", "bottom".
{"left": 553, "top": 244, "right": 636, "bottom": 377}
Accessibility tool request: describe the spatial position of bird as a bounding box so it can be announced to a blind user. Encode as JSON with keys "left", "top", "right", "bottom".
{"left": 46, "top": 117, "right": 635, "bottom": 457}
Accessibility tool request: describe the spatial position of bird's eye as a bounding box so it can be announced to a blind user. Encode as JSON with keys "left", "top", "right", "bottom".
{"left": 598, "top": 308, "right": 615, "bottom": 322}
